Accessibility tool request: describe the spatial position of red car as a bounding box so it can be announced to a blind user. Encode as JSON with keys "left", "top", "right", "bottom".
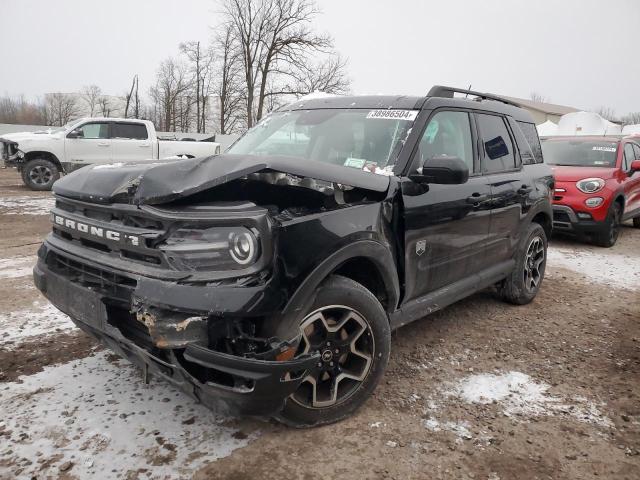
{"left": 542, "top": 135, "right": 640, "bottom": 247}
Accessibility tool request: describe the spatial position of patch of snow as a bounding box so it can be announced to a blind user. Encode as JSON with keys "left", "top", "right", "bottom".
{"left": 0, "top": 255, "right": 34, "bottom": 279}
{"left": 423, "top": 417, "right": 472, "bottom": 439}
{"left": 547, "top": 245, "right": 640, "bottom": 290}
{"left": 450, "top": 371, "right": 612, "bottom": 428}
{"left": 0, "top": 352, "right": 255, "bottom": 479}
{"left": 0, "top": 300, "right": 75, "bottom": 345}
{"left": 0, "top": 196, "right": 55, "bottom": 215}
{"left": 92, "top": 162, "right": 126, "bottom": 169}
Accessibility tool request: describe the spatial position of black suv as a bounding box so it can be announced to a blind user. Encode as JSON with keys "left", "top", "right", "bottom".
{"left": 35, "top": 86, "right": 553, "bottom": 427}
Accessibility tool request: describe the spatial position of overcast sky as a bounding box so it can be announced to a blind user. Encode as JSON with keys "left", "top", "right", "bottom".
{"left": 1, "top": 0, "right": 638, "bottom": 116}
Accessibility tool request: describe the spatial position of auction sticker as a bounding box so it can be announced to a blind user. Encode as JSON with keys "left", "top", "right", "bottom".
{"left": 367, "top": 109, "right": 418, "bottom": 121}
{"left": 592, "top": 146, "right": 616, "bottom": 152}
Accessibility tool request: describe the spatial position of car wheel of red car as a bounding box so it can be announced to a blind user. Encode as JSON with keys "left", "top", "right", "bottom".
{"left": 633, "top": 217, "right": 640, "bottom": 228}
{"left": 594, "top": 203, "right": 621, "bottom": 248}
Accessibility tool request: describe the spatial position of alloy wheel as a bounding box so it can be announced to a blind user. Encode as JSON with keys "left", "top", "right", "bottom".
{"left": 523, "top": 236, "right": 545, "bottom": 292}
{"left": 28, "top": 165, "right": 53, "bottom": 186}
{"left": 291, "top": 305, "right": 374, "bottom": 409}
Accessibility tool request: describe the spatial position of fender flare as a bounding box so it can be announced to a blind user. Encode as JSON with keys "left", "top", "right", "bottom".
{"left": 273, "top": 240, "right": 400, "bottom": 339}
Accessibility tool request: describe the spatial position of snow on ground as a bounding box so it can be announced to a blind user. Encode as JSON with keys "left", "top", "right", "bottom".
{"left": 0, "top": 196, "right": 55, "bottom": 215}
{"left": 0, "top": 352, "right": 255, "bottom": 479}
{"left": 0, "top": 300, "right": 74, "bottom": 345}
{"left": 547, "top": 244, "right": 640, "bottom": 290}
{"left": 449, "top": 371, "right": 612, "bottom": 428}
{"left": 0, "top": 255, "right": 35, "bottom": 279}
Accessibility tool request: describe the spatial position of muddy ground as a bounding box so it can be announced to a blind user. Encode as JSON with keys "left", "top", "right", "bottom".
{"left": 0, "top": 168, "right": 638, "bottom": 480}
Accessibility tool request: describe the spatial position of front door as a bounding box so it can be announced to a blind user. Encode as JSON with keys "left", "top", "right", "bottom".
{"left": 65, "top": 121, "right": 112, "bottom": 164}
{"left": 623, "top": 142, "right": 640, "bottom": 218}
{"left": 402, "top": 110, "right": 491, "bottom": 302}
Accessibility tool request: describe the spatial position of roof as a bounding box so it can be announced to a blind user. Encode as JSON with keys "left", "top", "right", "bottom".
{"left": 500, "top": 96, "right": 579, "bottom": 116}
{"left": 543, "top": 135, "right": 622, "bottom": 142}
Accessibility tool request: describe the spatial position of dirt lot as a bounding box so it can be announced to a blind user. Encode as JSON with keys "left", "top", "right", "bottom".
{"left": 0, "top": 168, "right": 638, "bottom": 480}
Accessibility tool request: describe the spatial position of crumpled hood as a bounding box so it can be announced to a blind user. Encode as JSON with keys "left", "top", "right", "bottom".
{"left": 52, "top": 154, "right": 391, "bottom": 205}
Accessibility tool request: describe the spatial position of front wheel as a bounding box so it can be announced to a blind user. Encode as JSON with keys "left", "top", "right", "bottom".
{"left": 21, "top": 158, "right": 60, "bottom": 191}
{"left": 499, "top": 222, "right": 547, "bottom": 305}
{"left": 594, "top": 203, "right": 621, "bottom": 247}
{"left": 632, "top": 217, "right": 640, "bottom": 228}
{"left": 275, "top": 276, "right": 390, "bottom": 428}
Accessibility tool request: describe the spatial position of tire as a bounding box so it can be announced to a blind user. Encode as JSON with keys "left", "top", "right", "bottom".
{"left": 499, "top": 222, "right": 547, "bottom": 305}
{"left": 632, "top": 217, "right": 640, "bottom": 228}
{"left": 275, "top": 275, "right": 391, "bottom": 428}
{"left": 21, "top": 158, "right": 60, "bottom": 191}
{"left": 594, "top": 202, "right": 621, "bottom": 248}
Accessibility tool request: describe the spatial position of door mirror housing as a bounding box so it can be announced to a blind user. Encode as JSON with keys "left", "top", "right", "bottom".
{"left": 630, "top": 160, "right": 640, "bottom": 173}
{"left": 67, "top": 129, "right": 83, "bottom": 139}
{"left": 410, "top": 156, "right": 469, "bottom": 185}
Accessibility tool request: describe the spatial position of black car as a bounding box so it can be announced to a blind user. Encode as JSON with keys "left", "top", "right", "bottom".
{"left": 34, "top": 86, "right": 553, "bottom": 427}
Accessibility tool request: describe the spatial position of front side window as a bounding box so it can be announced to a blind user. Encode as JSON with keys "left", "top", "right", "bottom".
{"left": 113, "top": 123, "right": 148, "bottom": 140}
{"left": 77, "top": 122, "right": 109, "bottom": 139}
{"left": 417, "top": 110, "right": 474, "bottom": 172}
{"left": 624, "top": 143, "right": 636, "bottom": 171}
{"left": 542, "top": 140, "right": 619, "bottom": 167}
{"left": 476, "top": 114, "right": 516, "bottom": 173}
{"left": 228, "top": 109, "right": 416, "bottom": 175}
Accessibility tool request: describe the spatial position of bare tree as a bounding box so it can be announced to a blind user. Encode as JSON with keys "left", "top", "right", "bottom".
{"left": 97, "top": 96, "right": 112, "bottom": 117}
{"left": 271, "top": 55, "right": 350, "bottom": 97}
{"left": 149, "top": 58, "right": 190, "bottom": 131}
{"left": 222, "top": 0, "right": 333, "bottom": 127}
{"left": 621, "top": 112, "right": 640, "bottom": 126}
{"left": 123, "top": 75, "right": 141, "bottom": 118}
{"left": 80, "top": 85, "right": 102, "bottom": 116}
{"left": 596, "top": 106, "right": 616, "bottom": 121}
{"left": 215, "top": 22, "right": 245, "bottom": 134}
{"left": 530, "top": 92, "right": 548, "bottom": 104}
{"left": 0, "top": 95, "right": 47, "bottom": 125}
{"left": 43, "top": 93, "right": 80, "bottom": 126}
{"left": 180, "top": 41, "right": 215, "bottom": 132}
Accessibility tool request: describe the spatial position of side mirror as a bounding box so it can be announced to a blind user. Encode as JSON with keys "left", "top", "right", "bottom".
{"left": 67, "top": 129, "right": 83, "bottom": 139}
{"left": 409, "top": 156, "right": 469, "bottom": 185}
{"left": 630, "top": 160, "right": 640, "bottom": 173}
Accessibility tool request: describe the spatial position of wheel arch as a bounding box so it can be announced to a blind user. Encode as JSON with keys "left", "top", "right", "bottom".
{"left": 530, "top": 210, "right": 552, "bottom": 239}
{"left": 23, "top": 151, "right": 62, "bottom": 169}
{"left": 282, "top": 240, "right": 400, "bottom": 319}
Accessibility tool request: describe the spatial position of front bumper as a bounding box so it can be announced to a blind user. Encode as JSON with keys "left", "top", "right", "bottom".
{"left": 552, "top": 205, "right": 610, "bottom": 235}
{"left": 33, "top": 244, "right": 319, "bottom": 417}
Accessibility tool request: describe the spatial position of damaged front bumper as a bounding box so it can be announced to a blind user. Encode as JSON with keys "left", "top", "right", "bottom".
{"left": 0, "top": 138, "right": 23, "bottom": 168}
{"left": 33, "top": 241, "right": 319, "bottom": 417}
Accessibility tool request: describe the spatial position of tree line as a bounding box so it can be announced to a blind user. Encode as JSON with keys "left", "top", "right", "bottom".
{"left": 0, "top": 0, "right": 349, "bottom": 134}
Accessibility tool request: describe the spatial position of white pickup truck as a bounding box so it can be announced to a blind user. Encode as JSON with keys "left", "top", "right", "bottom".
{"left": 0, "top": 117, "right": 221, "bottom": 190}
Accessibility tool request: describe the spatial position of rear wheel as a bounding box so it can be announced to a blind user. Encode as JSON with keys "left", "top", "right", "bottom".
{"left": 594, "top": 203, "right": 621, "bottom": 247}
{"left": 499, "top": 222, "right": 547, "bottom": 305}
{"left": 21, "top": 158, "right": 60, "bottom": 191}
{"left": 632, "top": 217, "right": 640, "bottom": 228}
{"left": 275, "top": 276, "right": 390, "bottom": 428}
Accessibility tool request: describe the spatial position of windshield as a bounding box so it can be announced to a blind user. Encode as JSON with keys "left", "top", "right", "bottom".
{"left": 228, "top": 109, "right": 417, "bottom": 175}
{"left": 542, "top": 139, "right": 619, "bottom": 167}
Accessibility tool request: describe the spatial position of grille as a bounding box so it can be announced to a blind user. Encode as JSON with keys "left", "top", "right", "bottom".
{"left": 47, "top": 251, "right": 136, "bottom": 303}
{"left": 553, "top": 211, "right": 571, "bottom": 223}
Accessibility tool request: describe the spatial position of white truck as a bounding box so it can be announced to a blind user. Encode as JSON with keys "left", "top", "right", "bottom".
{"left": 0, "top": 118, "right": 221, "bottom": 190}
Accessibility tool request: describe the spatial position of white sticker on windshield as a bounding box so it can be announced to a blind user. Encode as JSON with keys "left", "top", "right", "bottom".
{"left": 344, "top": 157, "right": 367, "bottom": 168}
{"left": 366, "top": 109, "right": 418, "bottom": 121}
{"left": 592, "top": 146, "right": 616, "bottom": 152}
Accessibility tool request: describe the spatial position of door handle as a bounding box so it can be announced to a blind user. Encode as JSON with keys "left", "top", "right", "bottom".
{"left": 139, "top": 143, "right": 150, "bottom": 147}
{"left": 517, "top": 185, "right": 533, "bottom": 195}
{"left": 467, "top": 193, "right": 488, "bottom": 204}
{"left": 97, "top": 142, "right": 109, "bottom": 147}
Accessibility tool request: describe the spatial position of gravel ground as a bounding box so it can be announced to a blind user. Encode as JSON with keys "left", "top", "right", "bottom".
{"left": 0, "top": 168, "right": 638, "bottom": 480}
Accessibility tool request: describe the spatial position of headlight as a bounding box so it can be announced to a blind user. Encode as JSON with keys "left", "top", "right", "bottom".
{"left": 159, "top": 226, "right": 259, "bottom": 271}
{"left": 576, "top": 178, "right": 605, "bottom": 194}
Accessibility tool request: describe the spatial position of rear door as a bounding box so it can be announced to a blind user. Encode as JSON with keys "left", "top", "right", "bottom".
{"left": 65, "top": 121, "right": 112, "bottom": 164}
{"left": 475, "top": 113, "right": 532, "bottom": 264}
{"left": 623, "top": 142, "right": 640, "bottom": 218}
{"left": 402, "top": 109, "right": 492, "bottom": 301}
{"left": 111, "top": 122, "right": 153, "bottom": 161}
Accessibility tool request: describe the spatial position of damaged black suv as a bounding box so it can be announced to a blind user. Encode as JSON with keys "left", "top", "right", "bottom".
{"left": 35, "top": 86, "right": 553, "bottom": 427}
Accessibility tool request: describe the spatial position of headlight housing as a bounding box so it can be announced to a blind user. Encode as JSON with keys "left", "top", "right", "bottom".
{"left": 159, "top": 226, "right": 259, "bottom": 271}
{"left": 576, "top": 178, "right": 605, "bottom": 194}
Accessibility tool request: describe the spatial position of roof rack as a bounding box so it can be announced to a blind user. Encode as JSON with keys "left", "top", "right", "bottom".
{"left": 427, "top": 85, "right": 520, "bottom": 108}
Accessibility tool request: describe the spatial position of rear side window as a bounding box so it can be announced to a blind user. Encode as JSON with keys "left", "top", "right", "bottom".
{"left": 113, "top": 123, "right": 148, "bottom": 140}
{"left": 476, "top": 114, "right": 516, "bottom": 173}
{"left": 516, "top": 121, "right": 543, "bottom": 164}
{"left": 633, "top": 143, "right": 640, "bottom": 161}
